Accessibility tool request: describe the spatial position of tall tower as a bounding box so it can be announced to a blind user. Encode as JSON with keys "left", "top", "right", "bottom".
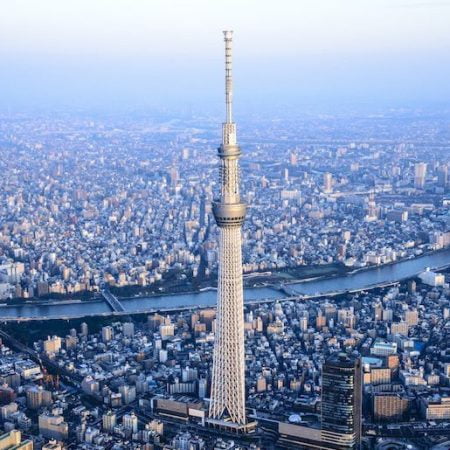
{"left": 209, "top": 30, "right": 247, "bottom": 426}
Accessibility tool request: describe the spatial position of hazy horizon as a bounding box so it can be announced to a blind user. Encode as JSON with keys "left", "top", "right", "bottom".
{"left": 2, "top": 0, "right": 450, "bottom": 112}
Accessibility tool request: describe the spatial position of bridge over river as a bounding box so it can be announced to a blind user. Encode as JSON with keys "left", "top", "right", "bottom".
{"left": 0, "top": 249, "right": 449, "bottom": 321}
{"left": 101, "top": 289, "right": 125, "bottom": 312}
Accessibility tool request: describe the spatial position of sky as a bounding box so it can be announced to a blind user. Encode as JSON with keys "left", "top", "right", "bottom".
{"left": 1, "top": 0, "right": 450, "bottom": 112}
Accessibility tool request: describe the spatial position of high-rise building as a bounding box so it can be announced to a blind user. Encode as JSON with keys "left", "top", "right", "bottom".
{"left": 366, "top": 192, "right": 378, "bottom": 221}
{"left": 38, "top": 413, "right": 69, "bottom": 441}
{"left": 390, "top": 321, "right": 409, "bottom": 336}
{"left": 0, "top": 386, "right": 15, "bottom": 404}
{"left": 101, "top": 326, "right": 113, "bottom": 343}
{"left": 102, "top": 410, "right": 116, "bottom": 432}
{"left": 122, "top": 412, "right": 138, "bottom": 433}
{"left": 421, "top": 397, "right": 450, "bottom": 420}
{"left": 80, "top": 322, "right": 88, "bottom": 337}
{"left": 198, "top": 377, "right": 208, "bottom": 399}
{"left": 438, "top": 164, "right": 448, "bottom": 188}
{"left": 81, "top": 375, "right": 99, "bottom": 394}
{"left": 321, "top": 353, "right": 362, "bottom": 449}
{"left": 43, "top": 336, "right": 62, "bottom": 356}
{"left": 181, "top": 148, "right": 190, "bottom": 160}
{"left": 368, "top": 368, "right": 391, "bottom": 385}
{"left": 374, "top": 303, "right": 383, "bottom": 321}
{"left": 299, "top": 315, "right": 308, "bottom": 332}
{"left": 123, "top": 322, "right": 135, "bottom": 337}
{"left": 0, "top": 403, "right": 18, "bottom": 421}
{"left": 289, "top": 151, "right": 298, "bottom": 166}
{"left": 168, "top": 166, "right": 179, "bottom": 187}
{"left": 119, "top": 385, "right": 136, "bottom": 405}
{"left": 0, "top": 430, "right": 33, "bottom": 450}
{"left": 209, "top": 31, "right": 248, "bottom": 428}
{"left": 148, "top": 419, "right": 164, "bottom": 435}
{"left": 323, "top": 172, "right": 333, "bottom": 193}
{"left": 373, "top": 393, "right": 409, "bottom": 422}
{"left": 414, "top": 162, "right": 427, "bottom": 189}
{"left": 26, "top": 386, "right": 52, "bottom": 409}
{"left": 159, "top": 323, "right": 175, "bottom": 340}
{"left": 405, "top": 309, "right": 419, "bottom": 327}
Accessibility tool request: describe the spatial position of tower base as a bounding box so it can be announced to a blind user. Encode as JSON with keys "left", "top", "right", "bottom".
{"left": 206, "top": 417, "right": 258, "bottom": 434}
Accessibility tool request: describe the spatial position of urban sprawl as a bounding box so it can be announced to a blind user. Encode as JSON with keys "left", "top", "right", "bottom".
{"left": 0, "top": 108, "right": 450, "bottom": 449}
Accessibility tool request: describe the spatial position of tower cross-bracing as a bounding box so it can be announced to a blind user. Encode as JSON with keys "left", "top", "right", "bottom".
{"left": 209, "top": 30, "right": 247, "bottom": 426}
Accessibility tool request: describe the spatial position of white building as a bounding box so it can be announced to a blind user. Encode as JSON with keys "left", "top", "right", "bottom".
{"left": 122, "top": 413, "right": 138, "bottom": 433}
{"left": 419, "top": 268, "right": 445, "bottom": 287}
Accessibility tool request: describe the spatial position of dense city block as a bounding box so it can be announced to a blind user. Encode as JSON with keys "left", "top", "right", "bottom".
{"left": 0, "top": 110, "right": 449, "bottom": 301}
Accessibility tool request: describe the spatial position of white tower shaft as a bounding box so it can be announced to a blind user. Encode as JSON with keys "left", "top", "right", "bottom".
{"left": 209, "top": 30, "right": 247, "bottom": 426}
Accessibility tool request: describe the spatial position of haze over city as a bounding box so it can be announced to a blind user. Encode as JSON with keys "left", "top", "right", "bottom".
{"left": 2, "top": 0, "right": 450, "bottom": 110}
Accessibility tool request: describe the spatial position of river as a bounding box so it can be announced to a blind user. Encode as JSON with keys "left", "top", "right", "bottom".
{"left": 1, "top": 249, "right": 449, "bottom": 321}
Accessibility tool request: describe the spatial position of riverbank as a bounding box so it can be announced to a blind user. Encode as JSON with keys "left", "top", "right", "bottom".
{"left": 113, "top": 247, "right": 450, "bottom": 300}
{"left": 0, "top": 262, "right": 345, "bottom": 308}
{"left": 0, "top": 297, "right": 104, "bottom": 309}
{"left": 0, "top": 248, "right": 449, "bottom": 321}
{"left": 3, "top": 248, "right": 448, "bottom": 309}
{"left": 116, "top": 247, "right": 450, "bottom": 301}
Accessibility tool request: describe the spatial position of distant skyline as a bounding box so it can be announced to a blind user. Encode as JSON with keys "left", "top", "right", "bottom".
{"left": 2, "top": 0, "right": 450, "bottom": 111}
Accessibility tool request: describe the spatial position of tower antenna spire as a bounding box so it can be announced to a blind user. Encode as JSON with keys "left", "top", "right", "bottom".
{"left": 224, "top": 30, "right": 233, "bottom": 124}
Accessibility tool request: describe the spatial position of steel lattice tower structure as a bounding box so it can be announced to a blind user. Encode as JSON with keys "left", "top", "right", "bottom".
{"left": 209, "top": 30, "right": 247, "bottom": 426}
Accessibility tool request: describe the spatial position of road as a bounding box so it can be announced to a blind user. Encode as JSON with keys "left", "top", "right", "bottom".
{"left": 0, "top": 329, "right": 84, "bottom": 384}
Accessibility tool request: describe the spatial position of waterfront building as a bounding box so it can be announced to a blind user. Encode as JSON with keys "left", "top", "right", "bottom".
{"left": 419, "top": 269, "right": 445, "bottom": 287}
